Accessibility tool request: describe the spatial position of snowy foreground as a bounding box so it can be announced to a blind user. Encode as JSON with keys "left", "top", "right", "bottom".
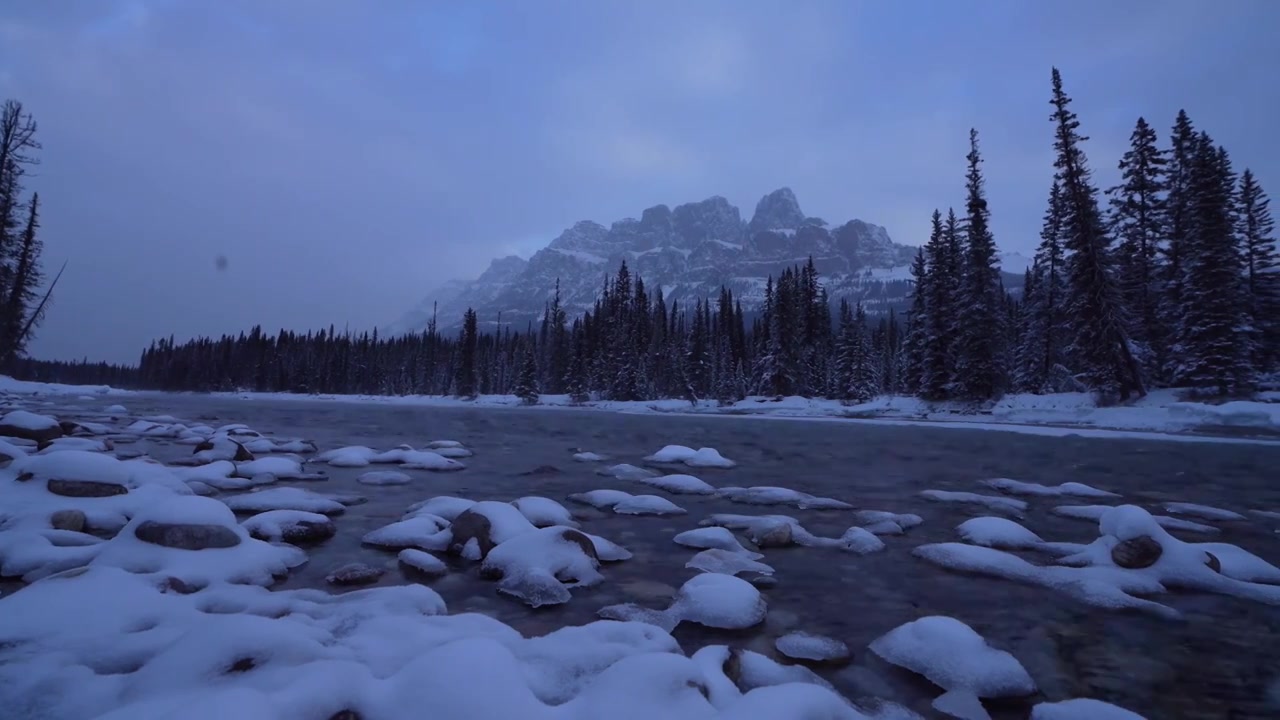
{"left": 2, "top": 386, "right": 1280, "bottom": 718}
{"left": 4, "top": 375, "right": 1279, "bottom": 442}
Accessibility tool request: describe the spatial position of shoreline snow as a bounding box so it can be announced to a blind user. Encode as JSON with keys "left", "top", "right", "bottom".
{"left": 4, "top": 376, "right": 1279, "bottom": 445}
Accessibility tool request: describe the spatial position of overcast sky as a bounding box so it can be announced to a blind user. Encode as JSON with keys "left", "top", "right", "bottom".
{"left": 2, "top": 0, "right": 1277, "bottom": 364}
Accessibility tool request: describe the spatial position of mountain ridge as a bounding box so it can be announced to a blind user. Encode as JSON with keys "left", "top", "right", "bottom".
{"left": 388, "top": 188, "right": 1025, "bottom": 334}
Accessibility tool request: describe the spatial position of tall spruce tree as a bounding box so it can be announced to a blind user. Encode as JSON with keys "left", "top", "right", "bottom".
{"left": 1048, "top": 68, "right": 1144, "bottom": 400}
{"left": 919, "top": 210, "right": 954, "bottom": 400}
{"left": 1106, "top": 117, "right": 1168, "bottom": 382}
{"left": 900, "top": 249, "right": 928, "bottom": 394}
{"left": 454, "top": 308, "right": 479, "bottom": 398}
{"left": 1172, "top": 134, "right": 1251, "bottom": 393}
{"left": 1237, "top": 169, "right": 1279, "bottom": 371}
{"left": 1160, "top": 109, "right": 1198, "bottom": 379}
{"left": 953, "top": 128, "right": 1005, "bottom": 400}
{"left": 513, "top": 341, "right": 539, "bottom": 404}
{"left": 0, "top": 100, "right": 45, "bottom": 364}
{"left": 1014, "top": 180, "right": 1070, "bottom": 392}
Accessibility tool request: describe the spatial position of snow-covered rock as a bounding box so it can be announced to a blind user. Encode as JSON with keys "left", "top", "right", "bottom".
{"left": 567, "top": 489, "right": 635, "bottom": 509}
{"left": 686, "top": 548, "right": 775, "bottom": 577}
{"left": 481, "top": 527, "right": 604, "bottom": 607}
{"left": 644, "top": 445, "right": 736, "bottom": 468}
{"left": 37, "top": 436, "right": 112, "bottom": 454}
{"left": 1031, "top": 698, "right": 1147, "bottom": 719}
{"left": 595, "top": 463, "right": 659, "bottom": 481}
{"left": 673, "top": 527, "right": 763, "bottom": 558}
{"left": 634, "top": 473, "right": 717, "bottom": 495}
{"left": 980, "top": 478, "right": 1118, "bottom": 498}
{"left": 717, "top": 485, "right": 851, "bottom": 510}
{"left": 613, "top": 494, "right": 687, "bottom": 516}
{"left": 920, "top": 490, "right": 1027, "bottom": 515}
{"left": 511, "top": 496, "right": 578, "bottom": 528}
{"left": 223, "top": 487, "right": 346, "bottom": 515}
{"left": 398, "top": 548, "right": 448, "bottom": 576}
{"left": 1161, "top": 502, "right": 1244, "bottom": 521}
{"left": 775, "top": 632, "right": 851, "bottom": 663}
{"left": 1052, "top": 504, "right": 1219, "bottom": 534}
{"left": 600, "top": 573, "right": 766, "bottom": 631}
{"left": 373, "top": 448, "right": 466, "bottom": 471}
{"left": 357, "top": 470, "right": 413, "bottom": 486}
{"left": 0, "top": 409, "right": 62, "bottom": 442}
{"left": 572, "top": 451, "right": 607, "bottom": 462}
{"left": 449, "top": 501, "right": 539, "bottom": 559}
{"left": 957, "top": 517, "right": 1044, "bottom": 549}
{"left": 701, "top": 514, "right": 884, "bottom": 554}
{"left": 241, "top": 510, "right": 336, "bottom": 544}
{"left": 854, "top": 510, "right": 924, "bottom": 535}
{"left": 362, "top": 514, "right": 453, "bottom": 551}
{"left": 869, "top": 616, "right": 1036, "bottom": 699}
{"left": 318, "top": 445, "right": 377, "bottom": 467}
{"left": 233, "top": 457, "right": 320, "bottom": 481}
{"left": 406, "top": 495, "right": 476, "bottom": 522}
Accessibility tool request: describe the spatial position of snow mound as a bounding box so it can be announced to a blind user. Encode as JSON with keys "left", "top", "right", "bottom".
{"left": 854, "top": 510, "right": 924, "bottom": 535}
{"left": 613, "top": 494, "right": 687, "bottom": 516}
{"left": 595, "top": 463, "right": 659, "bottom": 481}
{"left": 686, "top": 548, "right": 775, "bottom": 577}
{"left": 920, "top": 490, "right": 1027, "bottom": 515}
{"left": 357, "top": 470, "right": 413, "bottom": 486}
{"left": 38, "top": 436, "right": 112, "bottom": 454}
{"left": 600, "top": 573, "right": 765, "bottom": 632}
{"left": 449, "top": 501, "right": 539, "bottom": 559}
{"left": 1053, "top": 504, "right": 1219, "bottom": 534}
{"left": 567, "top": 489, "right": 634, "bottom": 509}
{"left": 701, "top": 514, "right": 885, "bottom": 554}
{"left": 582, "top": 532, "right": 633, "bottom": 561}
{"left": 104, "top": 404, "right": 128, "bottom": 414}
{"left": 0, "top": 409, "right": 61, "bottom": 439}
{"left": 398, "top": 548, "right": 448, "bottom": 576}
{"left": 223, "top": 487, "right": 346, "bottom": 515}
{"left": 511, "top": 496, "right": 578, "bottom": 528}
{"left": 717, "top": 485, "right": 852, "bottom": 510}
{"left": 406, "top": 495, "right": 476, "bottom": 521}
{"left": 317, "top": 445, "right": 377, "bottom": 467}
{"left": 981, "top": 478, "right": 1118, "bottom": 498}
{"left": 1031, "top": 698, "right": 1147, "bottom": 719}
{"left": 673, "top": 527, "right": 763, "bottom": 558}
{"left": 1162, "top": 502, "right": 1244, "bottom": 521}
{"left": 362, "top": 515, "right": 453, "bottom": 551}
{"left": 957, "top": 517, "right": 1044, "bottom": 549}
{"left": 241, "top": 510, "right": 335, "bottom": 544}
{"left": 481, "top": 527, "right": 604, "bottom": 607}
{"left": 644, "top": 445, "right": 737, "bottom": 468}
{"left": 572, "top": 451, "right": 607, "bottom": 462}
{"left": 634, "top": 473, "right": 717, "bottom": 495}
{"left": 233, "top": 457, "right": 319, "bottom": 480}
{"left": 775, "top": 632, "right": 851, "bottom": 663}
{"left": 91, "top": 495, "right": 306, "bottom": 587}
{"left": 869, "top": 616, "right": 1035, "bottom": 699}
{"left": 372, "top": 447, "right": 466, "bottom": 471}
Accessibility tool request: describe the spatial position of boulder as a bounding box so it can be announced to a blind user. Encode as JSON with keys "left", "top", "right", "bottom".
{"left": 326, "top": 563, "right": 384, "bottom": 586}
{"left": 133, "top": 521, "right": 242, "bottom": 550}
{"left": 752, "top": 522, "right": 794, "bottom": 548}
{"left": 1110, "top": 535, "right": 1162, "bottom": 569}
{"left": 50, "top": 509, "right": 87, "bottom": 533}
{"left": 47, "top": 479, "right": 128, "bottom": 498}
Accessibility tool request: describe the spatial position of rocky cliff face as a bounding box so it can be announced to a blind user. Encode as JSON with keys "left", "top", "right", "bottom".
{"left": 388, "top": 188, "right": 1020, "bottom": 334}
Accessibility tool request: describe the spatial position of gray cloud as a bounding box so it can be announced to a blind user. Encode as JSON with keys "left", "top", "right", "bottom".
{"left": 1, "top": 0, "right": 1276, "bottom": 363}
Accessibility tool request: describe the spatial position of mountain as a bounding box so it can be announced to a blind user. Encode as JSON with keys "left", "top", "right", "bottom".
{"left": 388, "top": 188, "right": 1023, "bottom": 334}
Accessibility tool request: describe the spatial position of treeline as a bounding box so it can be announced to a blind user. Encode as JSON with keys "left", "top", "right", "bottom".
{"left": 15, "top": 70, "right": 1278, "bottom": 403}
{"left": 0, "top": 99, "right": 56, "bottom": 368}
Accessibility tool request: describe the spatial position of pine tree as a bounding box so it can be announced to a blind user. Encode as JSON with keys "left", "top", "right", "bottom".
{"left": 919, "top": 210, "right": 955, "bottom": 400}
{"left": 1238, "top": 169, "right": 1279, "bottom": 372}
{"left": 1172, "top": 134, "right": 1251, "bottom": 393}
{"left": 900, "top": 249, "right": 927, "bottom": 393}
{"left": 1106, "top": 117, "right": 1168, "bottom": 382}
{"left": 1015, "top": 180, "right": 1069, "bottom": 392}
{"left": 1, "top": 193, "right": 44, "bottom": 365}
{"left": 0, "top": 100, "right": 44, "bottom": 363}
{"left": 1161, "top": 109, "right": 1198, "bottom": 379}
{"left": 848, "top": 302, "right": 878, "bottom": 403}
{"left": 1048, "top": 68, "right": 1144, "bottom": 400}
{"left": 565, "top": 323, "right": 590, "bottom": 404}
{"left": 454, "top": 308, "right": 479, "bottom": 398}
{"left": 513, "top": 341, "right": 540, "bottom": 404}
{"left": 952, "top": 129, "right": 1005, "bottom": 400}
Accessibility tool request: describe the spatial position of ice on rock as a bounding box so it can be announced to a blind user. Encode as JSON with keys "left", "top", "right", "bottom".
{"left": 191, "top": 436, "right": 254, "bottom": 463}
{"left": 241, "top": 510, "right": 336, "bottom": 544}
{"left": 1053, "top": 504, "right": 1219, "bottom": 534}
{"left": 567, "top": 488, "right": 635, "bottom": 509}
{"left": 1162, "top": 502, "right": 1245, "bottom": 521}
{"left": 1030, "top": 698, "right": 1147, "bottom": 720}
{"left": 702, "top": 514, "right": 884, "bottom": 553}
{"left": 920, "top": 490, "right": 1028, "bottom": 515}
{"left": 91, "top": 495, "right": 306, "bottom": 586}
{"left": 600, "top": 573, "right": 766, "bottom": 632}
{"left": 511, "top": 496, "right": 578, "bottom": 528}
{"left": 957, "top": 517, "right": 1044, "bottom": 549}
{"left": 673, "top": 527, "right": 763, "bottom": 558}
{"left": 634, "top": 473, "right": 718, "bottom": 495}
{"left": 398, "top": 548, "right": 448, "bottom": 576}
{"left": 932, "top": 689, "right": 992, "bottom": 720}
{"left": 223, "top": 487, "right": 346, "bottom": 515}
{"left": 406, "top": 495, "right": 476, "bottom": 522}
{"left": 357, "top": 469, "right": 413, "bottom": 486}
{"left": 869, "top": 616, "right": 1035, "bottom": 699}
{"left": 317, "top": 445, "right": 377, "bottom": 467}
{"left": 854, "top": 510, "right": 924, "bottom": 536}
{"left": 774, "top": 632, "right": 851, "bottom": 663}
{"left": 644, "top": 444, "right": 737, "bottom": 468}
{"left": 718, "top": 485, "right": 853, "bottom": 510}
{"left": 686, "top": 548, "right": 775, "bottom": 577}
{"left": 980, "top": 478, "right": 1119, "bottom": 498}
{"left": 613, "top": 494, "right": 687, "bottom": 516}
{"left": 595, "top": 463, "right": 659, "bottom": 481}
{"left": 363, "top": 514, "right": 453, "bottom": 551}
{"left": 480, "top": 526, "right": 604, "bottom": 607}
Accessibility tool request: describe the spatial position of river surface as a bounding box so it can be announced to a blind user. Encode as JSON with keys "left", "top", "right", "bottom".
{"left": 11, "top": 391, "right": 1280, "bottom": 719}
